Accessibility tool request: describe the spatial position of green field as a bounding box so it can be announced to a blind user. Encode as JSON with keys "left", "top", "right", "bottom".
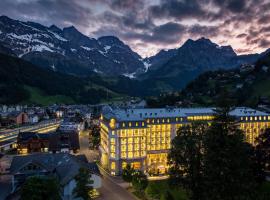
{"left": 144, "top": 180, "right": 188, "bottom": 200}
{"left": 24, "top": 86, "right": 75, "bottom": 105}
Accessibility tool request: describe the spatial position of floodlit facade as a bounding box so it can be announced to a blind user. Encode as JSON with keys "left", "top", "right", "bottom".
{"left": 99, "top": 107, "right": 270, "bottom": 176}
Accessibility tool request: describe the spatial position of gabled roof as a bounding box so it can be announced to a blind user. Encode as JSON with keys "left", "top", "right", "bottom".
{"left": 10, "top": 153, "right": 100, "bottom": 185}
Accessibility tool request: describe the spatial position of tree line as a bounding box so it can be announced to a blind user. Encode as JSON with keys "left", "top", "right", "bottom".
{"left": 168, "top": 105, "right": 270, "bottom": 200}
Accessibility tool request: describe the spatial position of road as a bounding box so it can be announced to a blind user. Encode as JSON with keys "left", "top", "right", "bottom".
{"left": 0, "top": 156, "right": 13, "bottom": 200}
{"left": 97, "top": 168, "right": 137, "bottom": 200}
{"left": 78, "top": 132, "right": 137, "bottom": 200}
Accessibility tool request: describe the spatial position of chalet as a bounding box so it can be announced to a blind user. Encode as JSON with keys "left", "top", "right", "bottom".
{"left": 7, "top": 111, "right": 28, "bottom": 125}
{"left": 17, "top": 132, "right": 50, "bottom": 154}
{"left": 9, "top": 153, "right": 102, "bottom": 200}
{"left": 17, "top": 130, "right": 80, "bottom": 154}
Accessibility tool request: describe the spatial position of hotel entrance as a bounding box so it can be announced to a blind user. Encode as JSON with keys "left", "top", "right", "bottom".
{"left": 146, "top": 153, "right": 168, "bottom": 176}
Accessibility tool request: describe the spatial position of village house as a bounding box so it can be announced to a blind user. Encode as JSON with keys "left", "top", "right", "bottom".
{"left": 9, "top": 153, "right": 102, "bottom": 200}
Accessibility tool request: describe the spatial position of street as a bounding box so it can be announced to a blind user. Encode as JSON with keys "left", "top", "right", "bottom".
{"left": 79, "top": 131, "right": 137, "bottom": 200}
{"left": 97, "top": 168, "right": 137, "bottom": 200}
{"left": 0, "top": 156, "right": 13, "bottom": 200}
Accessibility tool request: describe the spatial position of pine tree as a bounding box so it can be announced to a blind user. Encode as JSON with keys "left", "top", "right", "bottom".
{"left": 168, "top": 122, "right": 207, "bottom": 200}
{"left": 73, "top": 168, "right": 94, "bottom": 200}
{"left": 131, "top": 171, "right": 148, "bottom": 192}
{"left": 122, "top": 164, "right": 135, "bottom": 186}
{"left": 21, "top": 177, "right": 61, "bottom": 200}
{"left": 203, "top": 106, "right": 256, "bottom": 200}
{"left": 254, "top": 128, "right": 270, "bottom": 183}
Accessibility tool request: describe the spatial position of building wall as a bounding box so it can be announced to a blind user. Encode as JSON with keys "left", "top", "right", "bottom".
{"left": 100, "top": 114, "right": 270, "bottom": 175}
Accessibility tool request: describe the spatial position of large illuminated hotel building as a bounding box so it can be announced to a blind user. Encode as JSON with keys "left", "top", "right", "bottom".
{"left": 99, "top": 107, "right": 270, "bottom": 175}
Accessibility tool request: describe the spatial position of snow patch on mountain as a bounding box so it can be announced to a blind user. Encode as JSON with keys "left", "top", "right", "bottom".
{"left": 104, "top": 45, "right": 111, "bottom": 51}
{"left": 123, "top": 72, "right": 136, "bottom": 79}
{"left": 143, "top": 61, "right": 151, "bottom": 72}
{"left": 32, "top": 44, "right": 54, "bottom": 52}
{"left": 48, "top": 30, "right": 67, "bottom": 42}
{"left": 98, "top": 50, "right": 108, "bottom": 57}
{"left": 7, "top": 33, "right": 32, "bottom": 41}
{"left": 81, "top": 46, "right": 94, "bottom": 51}
{"left": 93, "top": 68, "right": 103, "bottom": 74}
{"left": 19, "top": 22, "right": 41, "bottom": 32}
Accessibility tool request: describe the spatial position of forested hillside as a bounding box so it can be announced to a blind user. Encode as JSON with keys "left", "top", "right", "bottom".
{"left": 0, "top": 53, "right": 122, "bottom": 105}
{"left": 147, "top": 52, "right": 270, "bottom": 107}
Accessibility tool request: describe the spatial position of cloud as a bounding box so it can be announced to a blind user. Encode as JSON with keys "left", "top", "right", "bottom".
{"left": 236, "top": 33, "right": 247, "bottom": 39}
{"left": 0, "top": 0, "right": 269, "bottom": 57}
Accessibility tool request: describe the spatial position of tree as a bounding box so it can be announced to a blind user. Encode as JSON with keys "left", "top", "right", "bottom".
{"left": 254, "top": 128, "right": 270, "bottom": 183}
{"left": 203, "top": 106, "right": 256, "bottom": 200}
{"left": 131, "top": 171, "right": 148, "bottom": 192}
{"left": 122, "top": 164, "right": 135, "bottom": 186}
{"left": 160, "top": 191, "right": 175, "bottom": 200}
{"left": 73, "top": 168, "right": 94, "bottom": 200}
{"left": 168, "top": 122, "right": 207, "bottom": 200}
{"left": 21, "top": 177, "right": 61, "bottom": 200}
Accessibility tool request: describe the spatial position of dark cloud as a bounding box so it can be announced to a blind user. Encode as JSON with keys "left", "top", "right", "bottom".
{"left": 259, "top": 39, "right": 270, "bottom": 48}
{"left": 258, "top": 14, "right": 270, "bottom": 24}
{"left": 149, "top": 0, "right": 205, "bottom": 20}
{"left": 236, "top": 33, "right": 247, "bottom": 38}
{"left": 188, "top": 25, "right": 219, "bottom": 38}
{"left": 0, "top": 0, "right": 269, "bottom": 56}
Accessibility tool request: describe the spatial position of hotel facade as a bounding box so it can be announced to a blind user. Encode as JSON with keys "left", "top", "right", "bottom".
{"left": 99, "top": 107, "right": 270, "bottom": 176}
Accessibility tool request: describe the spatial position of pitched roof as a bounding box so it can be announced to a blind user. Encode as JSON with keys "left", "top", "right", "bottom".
{"left": 10, "top": 153, "right": 100, "bottom": 185}
{"left": 102, "top": 106, "right": 270, "bottom": 121}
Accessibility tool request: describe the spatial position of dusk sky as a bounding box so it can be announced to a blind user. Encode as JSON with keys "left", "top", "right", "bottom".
{"left": 0, "top": 0, "right": 270, "bottom": 57}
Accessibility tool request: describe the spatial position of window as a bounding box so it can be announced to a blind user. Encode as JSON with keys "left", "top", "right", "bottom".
{"left": 111, "top": 162, "right": 116, "bottom": 170}
{"left": 121, "top": 152, "right": 127, "bottom": 158}
{"left": 110, "top": 138, "right": 115, "bottom": 144}
{"left": 122, "top": 162, "right": 127, "bottom": 169}
{"left": 121, "top": 145, "right": 126, "bottom": 151}
{"left": 128, "top": 152, "right": 133, "bottom": 158}
{"left": 111, "top": 153, "right": 115, "bottom": 158}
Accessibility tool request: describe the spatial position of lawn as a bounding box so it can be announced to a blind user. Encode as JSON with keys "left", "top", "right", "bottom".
{"left": 24, "top": 86, "right": 75, "bottom": 105}
{"left": 145, "top": 180, "right": 188, "bottom": 200}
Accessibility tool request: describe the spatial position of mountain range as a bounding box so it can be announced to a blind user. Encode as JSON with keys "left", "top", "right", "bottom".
{"left": 0, "top": 15, "right": 269, "bottom": 105}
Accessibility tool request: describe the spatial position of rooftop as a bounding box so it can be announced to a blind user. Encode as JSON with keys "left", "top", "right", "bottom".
{"left": 102, "top": 107, "right": 270, "bottom": 121}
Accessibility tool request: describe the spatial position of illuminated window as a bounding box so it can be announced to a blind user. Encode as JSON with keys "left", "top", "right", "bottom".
{"left": 111, "top": 153, "right": 115, "bottom": 158}
{"left": 128, "top": 152, "right": 133, "bottom": 158}
{"left": 129, "top": 122, "right": 132, "bottom": 127}
{"left": 121, "top": 152, "right": 127, "bottom": 158}
{"left": 128, "top": 138, "right": 133, "bottom": 143}
{"left": 122, "top": 123, "right": 125, "bottom": 127}
{"left": 134, "top": 151, "right": 140, "bottom": 157}
{"left": 110, "top": 118, "right": 116, "bottom": 129}
{"left": 122, "top": 162, "right": 127, "bottom": 169}
{"left": 121, "top": 138, "right": 127, "bottom": 144}
{"left": 111, "top": 138, "right": 115, "bottom": 144}
{"left": 112, "top": 131, "right": 115, "bottom": 136}
{"left": 136, "top": 122, "right": 138, "bottom": 126}
{"left": 128, "top": 144, "right": 133, "bottom": 151}
{"left": 121, "top": 145, "right": 126, "bottom": 151}
{"left": 142, "top": 122, "right": 145, "bottom": 126}
{"left": 111, "top": 145, "right": 115, "bottom": 152}
{"left": 111, "top": 162, "right": 116, "bottom": 170}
